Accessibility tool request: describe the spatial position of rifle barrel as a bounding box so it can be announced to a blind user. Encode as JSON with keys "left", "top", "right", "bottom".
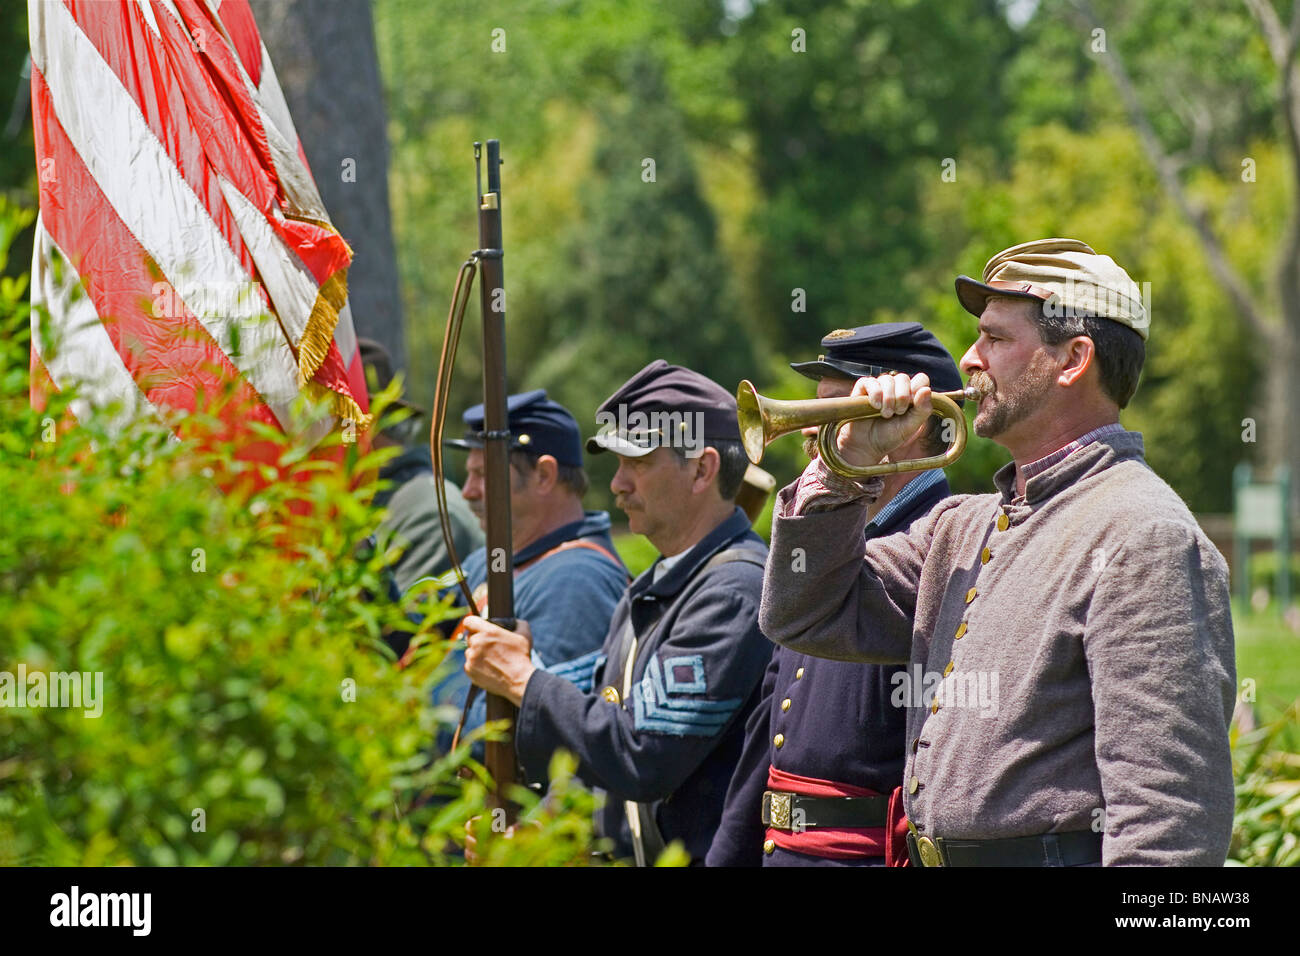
{"left": 476, "top": 138, "right": 520, "bottom": 822}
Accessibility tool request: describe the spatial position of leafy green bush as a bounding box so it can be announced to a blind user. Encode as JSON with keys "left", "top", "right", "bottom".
{"left": 1230, "top": 704, "right": 1300, "bottom": 866}
{"left": 0, "top": 198, "right": 605, "bottom": 866}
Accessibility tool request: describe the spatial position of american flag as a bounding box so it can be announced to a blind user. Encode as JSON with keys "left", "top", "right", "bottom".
{"left": 27, "top": 0, "right": 369, "bottom": 453}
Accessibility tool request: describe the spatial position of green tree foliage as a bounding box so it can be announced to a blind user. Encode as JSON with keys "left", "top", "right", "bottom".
{"left": 1006, "top": 0, "right": 1275, "bottom": 158}
{"left": 524, "top": 50, "right": 754, "bottom": 443}
{"left": 377, "top": 0, "right": 755, "bottom": 506}
{"left": 729, "top": 0, "right": 1019, "bottom": 353}
{"left": 1045, "top": 0, "right": 1276, "bottom": 158}
{"left": 519, "top": 45, "right": 755, "bottom": 505}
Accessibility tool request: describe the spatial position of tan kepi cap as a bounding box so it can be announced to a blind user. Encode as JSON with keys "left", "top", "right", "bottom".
{"left": 954, "top": 238, "right": 1149, "bottom": 340}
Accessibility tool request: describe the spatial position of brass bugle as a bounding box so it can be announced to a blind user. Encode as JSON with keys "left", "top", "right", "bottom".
{"left": 735, "top": 380, "right": 986, "bottom": 479}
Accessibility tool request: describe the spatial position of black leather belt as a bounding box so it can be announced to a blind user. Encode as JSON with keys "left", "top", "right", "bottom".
{"left": 906, "top": 827, "right": 1102, "bottom": 866}
{"left": 761, "top": 790, "right": 890, "bottom": 830}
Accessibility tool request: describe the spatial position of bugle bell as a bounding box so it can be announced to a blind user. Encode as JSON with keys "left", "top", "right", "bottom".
{"left": 735, "top": 378, "right": 988, "bottom": 479}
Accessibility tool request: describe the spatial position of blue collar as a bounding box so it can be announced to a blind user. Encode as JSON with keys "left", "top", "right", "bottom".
{"left": 866, "top": 469, "right": 947, "bottom": 534}
{"left": 634, "top": 506, "right": 758, "bottom": 600}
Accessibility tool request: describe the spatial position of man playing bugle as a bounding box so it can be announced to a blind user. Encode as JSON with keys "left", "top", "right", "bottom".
{"left": 760, "top": 238, "right": 1236, "bottom": 866}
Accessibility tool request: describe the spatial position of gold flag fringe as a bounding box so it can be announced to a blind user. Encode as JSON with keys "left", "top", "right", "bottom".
{"left": 284, "top": 213, "right": 362, "bottom": 432}
{"left": 303, "top": 378, "right": 371, "bottom": 431}
{"left": 296, "top": 267, "right": 349, "bottom": 389}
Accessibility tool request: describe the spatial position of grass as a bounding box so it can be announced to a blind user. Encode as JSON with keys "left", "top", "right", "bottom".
{"left": 1233, "top": 602, "right": 1300, "bottom": 721}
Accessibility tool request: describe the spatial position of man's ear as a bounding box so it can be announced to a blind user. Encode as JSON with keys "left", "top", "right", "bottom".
{"left": 1057, "top": 335, "right": 1095, "bottom": 389}
{"left": 690, "top": 447, "right": 721, "bottom": 496}
{"left": 534, "top": 454, "right": 560, "bottom": 494}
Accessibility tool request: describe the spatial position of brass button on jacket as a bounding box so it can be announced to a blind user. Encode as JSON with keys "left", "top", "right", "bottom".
{"left": 981, "top": 546, "right": 992, "bottom": 564}
{"left": 773, "top": 733, "right": 785, "bottom": 749}
{"left": 781, "top": 698, "right": 792, "bottom": 712}
{"left": 763, "top": 839, "right": 775, "bottom": 854}
{"left": 955, "top": 621, "right": 967, "bottom": 639}
{"left": 908, "top": 776, "right": 919, "bottom": 794}
{"left": 795, "top": 667, "right": 804, "bottom": 679}
{"left": 965, "top": 586, "right": 978, "bottom": 604}
{"left": 996, "top": 513, "right": 1010, "bottom": 532}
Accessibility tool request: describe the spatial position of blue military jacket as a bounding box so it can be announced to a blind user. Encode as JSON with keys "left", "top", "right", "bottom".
{"left": 516, "top": 506, "right": 771, "bottom": 865}
{"left": 706, "top": 472, "right": 952, "bottom": 867}
{"left": 429, "top": 511, "right": 628, "bottom": 753}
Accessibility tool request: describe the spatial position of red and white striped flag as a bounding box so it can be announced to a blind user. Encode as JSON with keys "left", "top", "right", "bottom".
{"left": 28, "top": 0, "right": 369, "bottom": 453}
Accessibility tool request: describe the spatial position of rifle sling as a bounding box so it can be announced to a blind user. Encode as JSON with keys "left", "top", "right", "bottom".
{"left": 450, "top": 537, "right": 629, "bottom": 753}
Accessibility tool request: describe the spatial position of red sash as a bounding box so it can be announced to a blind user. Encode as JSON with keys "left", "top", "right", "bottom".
{"left": 765, "top": 766, "right": 910, "bottom": 865}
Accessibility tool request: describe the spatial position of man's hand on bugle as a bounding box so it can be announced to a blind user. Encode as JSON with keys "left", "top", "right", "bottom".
{"left": 833, "top": 372, "right": 934, "bottom": 469}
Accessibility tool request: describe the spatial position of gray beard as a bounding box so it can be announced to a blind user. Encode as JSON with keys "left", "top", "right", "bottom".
{"left": 973, "top": 361, "right": 1056, "bottom": 439}
{"left": 974, "top": 397, "right": 1023, "bottom": 439}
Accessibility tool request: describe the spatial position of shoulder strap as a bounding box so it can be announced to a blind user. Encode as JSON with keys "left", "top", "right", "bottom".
{"left": 517, "top": 537, "right": 630, "bottom": 581}
{"left": 613, "top": 545, "right": 764, "bottom": 688}
{"left": 701, "top": 546, "right": 767, "bottom": 573}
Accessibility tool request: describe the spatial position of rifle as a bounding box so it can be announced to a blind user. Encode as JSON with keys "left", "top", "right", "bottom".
{"left": 430, "top": 139, "right": 519, "bottom": 825}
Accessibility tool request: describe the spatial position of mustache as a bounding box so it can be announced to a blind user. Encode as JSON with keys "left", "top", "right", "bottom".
{"left": 802, "top": 434, "right": 820, "bottom": 460}
{"left": 967, "top": 370, "right": 995, "bottom": 399}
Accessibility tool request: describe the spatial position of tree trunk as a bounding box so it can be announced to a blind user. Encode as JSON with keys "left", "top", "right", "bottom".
{"left": 1275, "top": 237, "right": 1300, "bottom": 511}
{"left": 249, "top": 0, "right": 406, "bottom": 372}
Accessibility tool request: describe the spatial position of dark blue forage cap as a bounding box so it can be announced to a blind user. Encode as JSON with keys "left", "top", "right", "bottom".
{"left": 789, "top": 322, "right": 964, "bottom": 394}
{"left": 587, "top": 360, "right": 740, "bottom": 457}
{"left": 445, "top": 388, "right": 584, "bottom": 467}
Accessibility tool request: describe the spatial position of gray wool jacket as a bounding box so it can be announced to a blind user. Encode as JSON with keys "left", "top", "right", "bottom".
{"left": 761, "top": 431, "right": 1236, "bottom": 866}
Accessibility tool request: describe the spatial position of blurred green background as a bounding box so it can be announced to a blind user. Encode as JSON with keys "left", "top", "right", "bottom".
{"left": 370, "top": 0, "right": 1268, "bottom": 520}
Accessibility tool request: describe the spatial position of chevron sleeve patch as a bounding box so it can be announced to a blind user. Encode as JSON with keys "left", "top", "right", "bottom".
{"left": 632, "top": 655, "right": 742, "bottom": 737}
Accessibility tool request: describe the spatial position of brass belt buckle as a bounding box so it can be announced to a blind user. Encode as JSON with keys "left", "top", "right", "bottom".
{"left": 908, "top": 819, "right": 943, "bottom": 866}
{"left": 762, "top": 790, "right": 793, "bottom": 830}
{"left": 916, "top": 835, "right": 943, "bottom": 867}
